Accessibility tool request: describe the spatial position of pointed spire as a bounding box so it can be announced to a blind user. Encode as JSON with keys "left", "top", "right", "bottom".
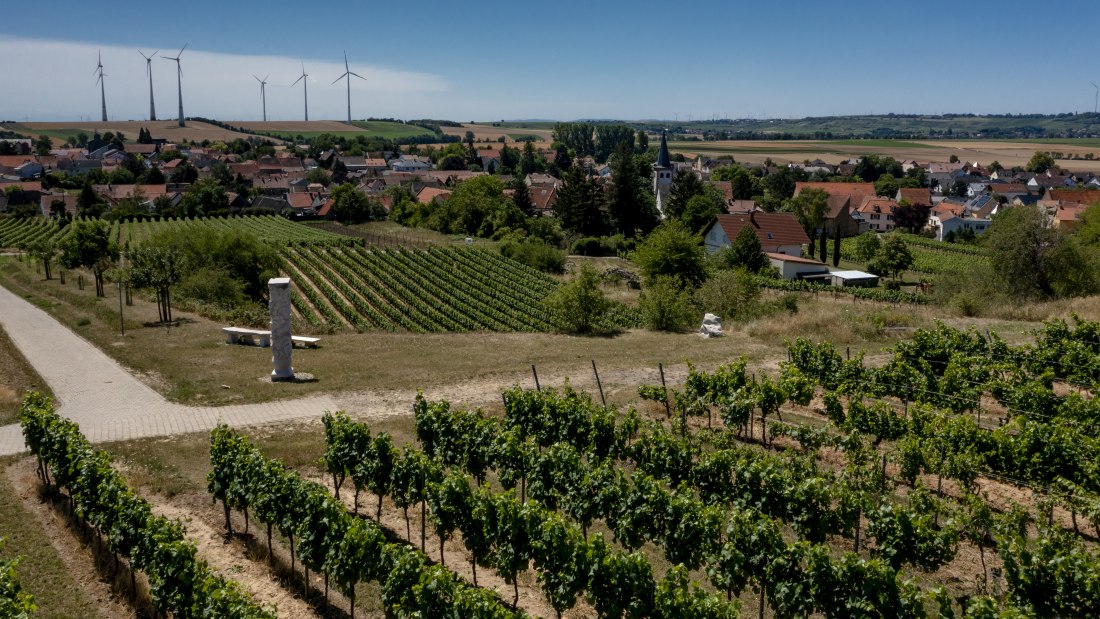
{"left": 655, "top": 130, "right": 671, "bottom": 169}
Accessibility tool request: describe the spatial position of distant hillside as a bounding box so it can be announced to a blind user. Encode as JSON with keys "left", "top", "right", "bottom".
{"left": 634, "top": 113, "right": 1100, "bottom": 140}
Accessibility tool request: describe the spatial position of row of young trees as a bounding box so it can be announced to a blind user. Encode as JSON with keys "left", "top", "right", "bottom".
{"left": 20, "top": 394, "right": 275, "bottom": 618}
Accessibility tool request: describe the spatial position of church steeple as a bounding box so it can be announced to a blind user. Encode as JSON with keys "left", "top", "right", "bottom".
{"left": 652, "top": 130, "right": 673, "bottom": 217}
{"left": 655, "top": 130, "right": 671, "bottom": 169}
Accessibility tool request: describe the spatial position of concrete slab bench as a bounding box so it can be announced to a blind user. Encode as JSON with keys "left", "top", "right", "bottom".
{"left": 222, "top": 327, "right": 320, "bottom": 349}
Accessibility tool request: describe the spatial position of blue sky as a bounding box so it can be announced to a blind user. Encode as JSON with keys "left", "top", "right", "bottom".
{"left": 3, "top": 0, "right": 1099, "bottom": 122}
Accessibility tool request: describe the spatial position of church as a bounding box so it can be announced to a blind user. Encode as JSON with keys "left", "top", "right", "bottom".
{"left": 652, "top": 131, "right": 673, "bottom": 216}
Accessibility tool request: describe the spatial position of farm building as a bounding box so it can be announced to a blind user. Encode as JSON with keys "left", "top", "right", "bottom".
{"left": 766, "top": 252, "right": 830, "bottom": 280}
{"left": 702, "top": 212, "right": 808, "bottom": 256}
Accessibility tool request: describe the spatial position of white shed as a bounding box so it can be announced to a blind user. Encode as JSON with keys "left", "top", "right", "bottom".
{"left": 766, "top": 252, "right": 830, "bottom": 280}
{"left": 829, "top": 270, "right": 879, "bottom": 288}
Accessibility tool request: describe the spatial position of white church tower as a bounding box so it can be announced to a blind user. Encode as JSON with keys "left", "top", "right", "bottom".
{"left": 653, "top": 130, "right": 673, "bottom": 217}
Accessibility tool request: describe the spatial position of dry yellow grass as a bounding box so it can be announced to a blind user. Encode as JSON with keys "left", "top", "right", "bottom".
{"left": 5, "top": 120, "right": 258, "bottom": 144}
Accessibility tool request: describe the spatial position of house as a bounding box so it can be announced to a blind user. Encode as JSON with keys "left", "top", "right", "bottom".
{"left": 531, "top": 185, "right": 557, "bottom": 215}
{"left": 39, "top": 193, "right": 80, "bottom": 217}
{"left": 416, "top": 186, "right": 451, "bottom": 205}
{"left": 478, "top": 149, "right": 501, "bottom": 171}
{"left": 390, "top": 155, "right": 431, "bottom": 173}
{"left": 985, "top": 183, "right": 1030, "bottom": 201}
{"left": 1050, "top": 202, "right": 1087, "bottom": 232}
{"left": 854, "top": 197, "right": 899, "bottom": 233}
{"left": 766, "top": 252, "right": 830, "bottom": 280}
{"left": 1046, "top": 189, "right": 1100, "bottom": 205}
{"left": 0, "top": 156, "right": 43, "bottom": 180}
{"left": 338, "top": 156, "right": 367, "bottom": 172}
{"left": 896, "top": 187, "right": 932, "bottom": 208}
{"left": 123, "top": 143, "right": 158, "bottom": 156}
{"left": 363, "top": 158, "right": 388, "bottom": 174}
{"left": 927, "top": 202, "right": 991, "bottom": 241}
{"left": 794, "top": 182, "right": 874, "bottom": 237}
{"left": 702, "top": 212, "right": 809, "bottom": 255}
{"left": 525, "top": 173, "right": 560, "bottom": 189}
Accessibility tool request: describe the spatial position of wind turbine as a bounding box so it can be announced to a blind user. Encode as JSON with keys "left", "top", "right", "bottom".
{"left": 332, "top": 51, "right": 366, "bottom": 124}
{"left": 1092, "top": 81, "right": 1098, "bottom": 115}
{"left": 163, "top": 44, "right": 187, "bottom": 128}
{"left": 254, "top": 74, "right": 269, "bottom": 122}
{"left": 94, "top": 50, "right": 107, "bottom": 122}
{"left": 139, "top": 49, "right": 158, "bottom": 121}
{"left": 291, "top": 64, "right": 310, "bottom": 121}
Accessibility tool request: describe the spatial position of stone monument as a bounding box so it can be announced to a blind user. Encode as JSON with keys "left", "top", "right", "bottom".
{"left": 269, "top": 277, "right": 294, "bottom": 381}
{"left": 699, "top": 313, "right": 724, "bottom": 338}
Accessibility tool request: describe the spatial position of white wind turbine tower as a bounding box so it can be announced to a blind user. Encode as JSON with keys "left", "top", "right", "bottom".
{"left": 95, "top": 50, "right": 107, "bottom": 122}
{"left": 291, "top": 64, "right": 310, "bottom": 121}
{"left": 163, "top": 44, "right": 187, "bottom": 127}
{"left": 332, "top": 51, "right": 367, "bottom": 124}
{"left": 254, "top": 74, "right": 270, "bottom": 122}
{"left": 139, "top": 49, "right": 158, "bottom": 121}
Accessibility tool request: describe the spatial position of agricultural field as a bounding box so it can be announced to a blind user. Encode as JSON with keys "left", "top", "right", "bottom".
{"left": 839, "top": 233, "right": 991, "bottom": 276}
{"left": 442, "top": 123, "right": 554, "bottom": 146}
{"left": 117, "top": 214, "right": 355, "bottom": 246}
{"left": 0, "top": 120, "right": 262, "bottom": 144}
{"left": 669, "top": 138, "right": 1100, "bottom": 171}
{"left": 229, "top": 120, "right": 433, "bottom": 141}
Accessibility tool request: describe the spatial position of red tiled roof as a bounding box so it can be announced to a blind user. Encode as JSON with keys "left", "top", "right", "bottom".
{"left": 897, "top": 188, "right": 932, "bottom": 206}
{"left": 854, "top": 196, "right": 899, "bottom": 215}
{"left": 708, "top": 212, "right": 809, "bottom": 248}
{"left": 416, "top": 187, "right": 451, "bottom": 204}
{"left": 1047, "top": 189, "right": 1100, "bottom": 204}
{"left": 824, "top": 194, "right": 851, "bottom": 219}
{"left": 0, "top": 181, "right": 43, "bottom": 192}
{"left": 987, "top": 183, "right": 1028, "bottom": 194}
{"left": 765, "top": 252, "right": 825, "bottom": 265}
{"left": 796, "top": 182, "right": 876, "bottom": 202}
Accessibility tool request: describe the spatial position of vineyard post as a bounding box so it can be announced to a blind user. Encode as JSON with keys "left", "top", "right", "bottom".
{"left": 60, "top": 270, "right": 65, "bottom": 285}
{"left": 532, "top": 365, "right": 541, "bottom": 391}
{"left": 592, "top": 360, "right": 606, "bottom": 406}
{"left": 659, "top": 363, "right": 670, "bottom": 418}
{"left": 117, "top": 281, "right": 125, "bottom": 336}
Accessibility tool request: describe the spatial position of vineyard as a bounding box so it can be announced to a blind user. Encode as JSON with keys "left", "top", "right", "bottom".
{"left": 117, "top": 215, "right": 357, "bottom": 247}
{"left": 839, "top": 233, "right": 990, "bottom": 275}
{"left": 282, "top": 245, "right": 641, "bottom": 333}
{"left": 202, "top": 317, "right": 1100, "bottom": 617}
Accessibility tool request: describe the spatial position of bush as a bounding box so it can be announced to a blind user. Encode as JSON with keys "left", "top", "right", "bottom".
{"left": 499, "top": 239, "right": 565, "bottom": 274}
{"left": 175, "top": 266, "right": 247, "bottom": 310}
{"left": 639, "top": 275, "right": 698, "bottom": 332}
{"left": 545, "top": 264, "right": 611, "bottom": 334}
{"left": 949, "top": 291, "right": 984, "bottom": 317}
{"left": 570, "top": 234, "right": 635, "bottom": 257}
{"left": 695, "top": 269, "right": 761, "bottom": 322}
{"left": 632, "top": 220, "right": 707, "bottom": 287}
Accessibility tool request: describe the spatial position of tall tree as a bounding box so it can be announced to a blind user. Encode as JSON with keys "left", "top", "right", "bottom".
{"left": 665, "top": 169, "right": 705, "bottom": 220}
{"left": 607, "top": 143, "right": 658, "bottom": 237}
{"left": 511, "top": 178, "right": 534, "bottom": 217}
{"left": 555, "top": 165, "right": 609, "bottom": 237}
{"left": 633, "top": 220, "right": 707, "bottom": 287}
{"left": 126, "top": 243, "right": 186, "bottom": 323}
{"left": 832, "top": 224, "right": 841, "bottom": 267}
{"left": 721, "top": 225, "right": 768, "bottom": 273}
{"left": 783, "top": 187, "right": 828, "bottom": 255}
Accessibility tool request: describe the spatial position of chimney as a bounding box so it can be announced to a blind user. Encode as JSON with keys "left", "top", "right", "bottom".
{"left": 749, "top": 210, "right": 756, "bottom": 226}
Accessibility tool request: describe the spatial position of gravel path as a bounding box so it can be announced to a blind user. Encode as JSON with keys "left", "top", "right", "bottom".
{"left": 0, "top": 282, "right": 339, "bottom": 455}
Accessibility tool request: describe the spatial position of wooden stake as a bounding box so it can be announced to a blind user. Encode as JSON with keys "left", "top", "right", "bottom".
{"left": 592, "top": 360, "right": 606, "bottom": 406}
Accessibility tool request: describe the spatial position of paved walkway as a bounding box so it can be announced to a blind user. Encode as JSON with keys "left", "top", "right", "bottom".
{"left": 0, "top": 283, "right": 340, "bottom": 456}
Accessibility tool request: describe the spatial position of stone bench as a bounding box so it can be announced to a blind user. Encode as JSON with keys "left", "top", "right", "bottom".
{"left": 222, "top": 327, "right": 321, "bottom": 349}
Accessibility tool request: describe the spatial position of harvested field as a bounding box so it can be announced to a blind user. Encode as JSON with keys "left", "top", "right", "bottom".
{"left": 2, "top": 120, "right": 264, "bottom": 144}
{"left": 670, "top": 138, "right": 1100, "bottom": 171}
{"left": 231, "top": 120, "right": 432, "bottom": 140}
{"left": 442, "top": 123, "right": 553, "bottom": 146}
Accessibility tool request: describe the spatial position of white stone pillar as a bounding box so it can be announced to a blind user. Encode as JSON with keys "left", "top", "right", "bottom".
{"left": 269, "top": 277, "right": 294, "bottom": 381}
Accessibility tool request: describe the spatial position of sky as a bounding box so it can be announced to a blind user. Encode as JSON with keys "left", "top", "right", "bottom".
{"left": 2, "top": 0, "right": 1100, "bottom": 123}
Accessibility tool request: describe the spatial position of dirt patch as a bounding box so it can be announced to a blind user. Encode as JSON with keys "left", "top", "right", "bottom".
{"left": 4, "top": 458, "right": 135, "bottom": 619}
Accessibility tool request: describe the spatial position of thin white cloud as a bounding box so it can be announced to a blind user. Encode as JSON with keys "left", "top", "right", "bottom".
{"left": 0, "top": 36, "right": 447, "bottom": 122}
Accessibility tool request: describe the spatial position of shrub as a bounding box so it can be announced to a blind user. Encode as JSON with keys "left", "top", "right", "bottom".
{"left": 176, "top": 266, "right": 247, "bottom": 310}
{"left": 545, "top": 264, "right": 611, "bottom": 334}
{"left": 499, "top": 239, "right": 565, "bottom": 274}
{"left": 632, "top": 220, "right": 707, "bottom": 287}
{"left": 695, "top": 269, "right": 761, "bottom": 322}
{"left": 639, "top": 275, "right": 697, "bottom": 332}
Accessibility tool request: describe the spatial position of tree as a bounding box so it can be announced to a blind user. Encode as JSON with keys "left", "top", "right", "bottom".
{"left": 26, "top": 237, "right": 59, "bottom": 280}
{"left": 832, "top": 223, "right": 841, "bottom": 268}
{"left": 518, "top": 141, "right": 545, "bottom": 176}
{"left": 330, "top": 183, "right": 372, "bottom": 224}
{"left": 681, "top": 193, "right": 722, "bottom": 234}
{"left": 78, "top": 181, "right": 104, "bottom": 217}
{"left": 695, "top": 269, "right": 761, "bottom": 322}
{"left": 665, "top": 169, "right": 705, "bottom": 220}
{"left": 544, "top": 264, "right": 611, "bottom": 334}
{"left": 874, "top": 174, "right": 899, "bottom": 198}
{"left": 169, "top": 161, "right": 199, "bottom": 184}
{"left": 948, "top": 154, "right": 960, "bottom": 164}
{"left": 721, "top": 225, "right": 768, "bottom": 272}
{"left": 632, "top": 220, "right": 707, "bottom": 287}
{"left": 178, "top": 179, "right": 228, "bottom": 216}
{"left": 867, "top": 233, "right": 913, "bottom": 280}
{"left": 126, "top": 243, "right": 186, "bottom": 323}
{"left": 893, "top": 199, "right": 932, "bottom": 234}
{"left": 555, "top": 165, "right": 609, "bottom": 237}
{"left": 1077, "top": 202, "right": 1100, "bottom": 247}
{"left": 59, "top": 220, "right": 119, "bottom": 297}
{"left": 511, "top": 178, "right": 534, "bottom": 216}
{"left": 985, "top": 205, "right": 1099, "bottom": 299}
{"left": 639, "top": 275, "right": 697, "bottom": 332}
{"left": 783, "top": 187, "right": 828, "bottom": 255}
{"left": 1025, "top": 151, "right": 1055, "bottom": 173}
{"left": 33, "top": 134, "right": 52, "bottom": 156}
{"left": 607, "top": 143, "right": 658, "bottom": 237}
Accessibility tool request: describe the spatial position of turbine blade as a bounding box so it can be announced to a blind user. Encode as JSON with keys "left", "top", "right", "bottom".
{"left": 263, "top": 74, "right": 269, "bottom": 82}
{"left": 291, "top": 75, "right": 304, "bottom": 86}
{"left": 332, "top": 73, "right": 348, "bottom": 85}
{"left": 344, "top": 51, "right": 349, "bottom": 72}
{"left": 254, "top": 74, "right": 261, "bottom": 82}
{"left": 350, "top": 72, "right": 366, "bottom": 80}
{"left": 179, "top": 43, "right": 188, "bottom": 55}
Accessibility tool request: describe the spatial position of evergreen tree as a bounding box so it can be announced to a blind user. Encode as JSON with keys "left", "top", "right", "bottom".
{"left": 607, "top": 143, "right": 658, "bottom": 237}
{"left": 665, "top": 169, "right": 705, "bottom": 220}
{"left": 511, "top": 178, "right": 534, "bottom": 217}
{"left": 721, "top": 225, "right": 768, "bottom": 273}
{"left": 832, "top": 224, "right": 841, "bottom": 267}
{"left": 555, "top": 165, "right": 609, "bottom": 237}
